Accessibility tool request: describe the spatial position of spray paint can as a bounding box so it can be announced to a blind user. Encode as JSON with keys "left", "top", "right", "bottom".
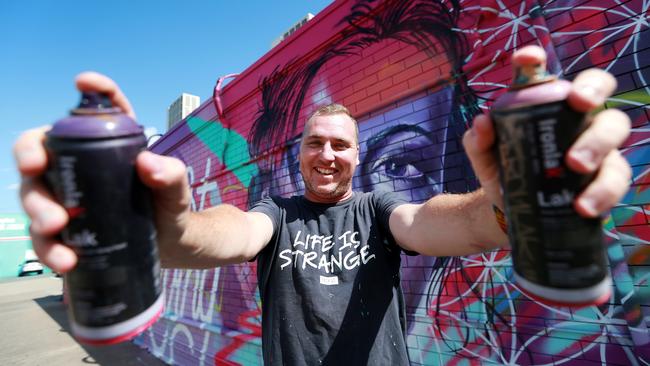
{"left": 491, "top": 60, "right": 611, "bottom": 307}
{"left": 45, "top": 92, "right": 163, "bottom": 344}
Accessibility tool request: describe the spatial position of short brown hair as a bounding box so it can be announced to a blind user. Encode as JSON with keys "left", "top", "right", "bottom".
{"left": 303, "top": 103, "right": 359, "bottom": 145}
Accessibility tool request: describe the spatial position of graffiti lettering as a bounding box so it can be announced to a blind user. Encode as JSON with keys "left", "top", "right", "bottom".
{"left": 140, "top": 1, "right": 650, "bottom": 365}
{"left": 164, "top": 269, "right": 189, "bottom": 317}
{"left": 191, "top": 269, "right": 221, "bottom": 323}
{"left": 187, "top": 157, "right": 220, "bottom": 212}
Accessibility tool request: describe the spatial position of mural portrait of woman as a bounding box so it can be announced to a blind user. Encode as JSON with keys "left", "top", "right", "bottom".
{"left": 142, "top": 0, "right": 650, "bottom": 364}
{"left": 243, "top": 0, "right": 649, "bottom": 364}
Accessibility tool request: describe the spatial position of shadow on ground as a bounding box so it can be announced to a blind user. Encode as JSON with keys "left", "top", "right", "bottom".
{"left": 34, "top": 294, "right": 165, "bottom": 366}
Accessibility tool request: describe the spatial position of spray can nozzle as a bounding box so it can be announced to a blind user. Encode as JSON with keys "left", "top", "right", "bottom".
{"left": 72, "top": 92, "right": 119, "bottom": 115}
{"left": 510, "top": 48, "right": 556, "bottom": 89}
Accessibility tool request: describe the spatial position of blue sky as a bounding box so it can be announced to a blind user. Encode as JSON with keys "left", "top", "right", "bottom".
{"left": 0, "top": 0, "right": 332, "bottom": 214}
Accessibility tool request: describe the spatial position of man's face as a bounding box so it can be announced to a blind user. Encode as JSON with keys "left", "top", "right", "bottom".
{"left": 299, "top": 113, "right": 360, "bottom": 203}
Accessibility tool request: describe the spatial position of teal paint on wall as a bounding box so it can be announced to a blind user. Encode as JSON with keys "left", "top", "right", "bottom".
{"left": 1, "top": 240, "right": 33, "bottom": 278}
{"left": 186, "top": 117, "right": 258, "bottom": 187}
{"left": 0, "top": 213, "right": 51, "bottom": 278}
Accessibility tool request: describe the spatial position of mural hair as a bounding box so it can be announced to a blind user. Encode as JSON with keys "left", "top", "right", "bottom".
{"left": 249, "top": 0, "right": 478, "bottom": 160}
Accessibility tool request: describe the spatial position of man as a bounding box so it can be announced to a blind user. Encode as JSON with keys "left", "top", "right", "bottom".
{"left": 14, "top": 46, "right": 631, "bottom": 365}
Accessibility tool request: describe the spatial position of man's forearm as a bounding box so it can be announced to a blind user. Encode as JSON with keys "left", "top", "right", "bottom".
{"left": 421, "top": 189, "right": 509, "bottom": 254}
{"left": 159, "top": 204, "right": 259, "bottom": 269}
{"left": 392, "top": 188, "right": 509, "bottom": 257}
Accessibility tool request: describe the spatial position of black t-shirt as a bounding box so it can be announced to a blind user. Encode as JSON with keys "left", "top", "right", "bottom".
{"left": 250, "top": 191, "right": 412, "bottom": 365}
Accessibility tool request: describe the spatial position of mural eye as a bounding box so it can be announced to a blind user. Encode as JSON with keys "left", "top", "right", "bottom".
{"left": 377, "top": 159, "right": 424, "bottom": 179}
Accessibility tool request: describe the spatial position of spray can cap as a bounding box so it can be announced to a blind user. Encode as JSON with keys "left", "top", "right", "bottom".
{"left": 510, "top": 47, "right": 556, "bottom": 90}
{"left": 48, "top": 91, "right": 141, "bottom": 138}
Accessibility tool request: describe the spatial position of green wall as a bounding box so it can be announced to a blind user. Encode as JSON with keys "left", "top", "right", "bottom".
{"left": 0, "top": 213, "right": 51, "bottom": 278}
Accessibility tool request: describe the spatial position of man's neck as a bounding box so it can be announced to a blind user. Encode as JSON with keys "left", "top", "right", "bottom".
{"left": 303, "top": 190, "right": 354, "bottom": 204}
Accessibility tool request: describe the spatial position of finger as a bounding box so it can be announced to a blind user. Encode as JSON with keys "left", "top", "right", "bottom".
{"left": 575, "top": 150, "right": 631, "bottom": 217}
{"left": 136, "top": 151, "right": 191, "bottom": 214}
{"left": 567, "top": 109, "right": 631, "bottom": 173}
{"left": 20, "top": 177, "right": 68, "bottom": 235}
{"left": 75, "top": 72, "right": 137, "bottom": 120}
{"left": 13, "top": 126, "right": 51, "bottom": 177}
{"left": 567, "top": 69, "right": 617, "bottom": 113}
{"left": 31, "top": 231, "right": 77, "bottom": 273}
{"left": 463, "top": 114, "right": 499, "bottom": 186}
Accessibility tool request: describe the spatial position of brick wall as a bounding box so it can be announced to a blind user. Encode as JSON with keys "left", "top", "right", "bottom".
{"left": 138, "top": 0, "right": 650, "bottom": 364}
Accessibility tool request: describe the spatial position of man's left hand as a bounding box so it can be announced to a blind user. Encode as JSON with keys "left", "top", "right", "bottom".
{"left": 463, "top": 45, "right": 632, "bottom": 218}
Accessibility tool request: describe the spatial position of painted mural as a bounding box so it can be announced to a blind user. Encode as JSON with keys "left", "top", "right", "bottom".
{"left": 138, "top": 0, "right": 650, "bottom": 365}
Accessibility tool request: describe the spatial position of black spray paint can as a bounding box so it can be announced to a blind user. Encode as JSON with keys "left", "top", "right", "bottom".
{"left": 491, "top": 62, "right": 610, "bottom": 307}
{"left": 45, "top": 92, "right": 163, "bottom": 344}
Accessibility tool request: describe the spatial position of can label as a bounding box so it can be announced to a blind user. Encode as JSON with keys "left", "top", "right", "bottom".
{"left": 492, "top": 100, "right": 607, "bottom": 290}
{"left": 46, "top": 135, "right": 161, "bottom": 330}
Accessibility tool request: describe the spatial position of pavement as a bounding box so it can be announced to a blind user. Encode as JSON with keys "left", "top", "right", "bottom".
{"left": 0, "top": 274, "right": 167, "bottom": 366}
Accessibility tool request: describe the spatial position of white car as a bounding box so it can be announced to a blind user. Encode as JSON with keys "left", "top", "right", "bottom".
{"left": 18, "top": 259, "right": 44, "bottom": 277}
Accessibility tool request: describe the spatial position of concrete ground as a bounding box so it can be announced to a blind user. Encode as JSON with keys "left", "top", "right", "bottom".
{"left": 0, "top": 274, "right": 166, "bottom": 366}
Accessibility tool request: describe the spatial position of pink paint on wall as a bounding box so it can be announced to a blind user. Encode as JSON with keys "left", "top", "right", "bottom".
{"left": 138, "top": 0, "right": 650, "bottom": 364}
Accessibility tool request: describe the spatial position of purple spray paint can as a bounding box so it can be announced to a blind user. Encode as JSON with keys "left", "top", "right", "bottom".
{"left": 45, "top": 92, "right": 163, "bottom": 344}
{"left": 491, "top": 59, "right": 610, "bottom": 307}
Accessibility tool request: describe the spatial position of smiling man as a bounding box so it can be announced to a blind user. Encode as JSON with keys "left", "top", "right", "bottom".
{"left": 299, "top": 104, "right": 359, "bottom": 202}
{"left": 14, "top": 47, "right": 632, "bottom": 366}
{"left": 250, "top": 104, "right": 413, "bottom": 364}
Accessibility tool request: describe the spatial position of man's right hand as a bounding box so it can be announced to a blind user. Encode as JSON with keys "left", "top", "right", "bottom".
{"left": 13, "top": 72, "right": 192, "bottom": 273}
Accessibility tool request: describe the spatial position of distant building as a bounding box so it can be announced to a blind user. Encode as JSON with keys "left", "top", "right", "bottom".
{"left": 167, "top": 93, "right": 201, "bottom": 129}
{"left": 271, "top": 13, "right": 315, "bottom": 48}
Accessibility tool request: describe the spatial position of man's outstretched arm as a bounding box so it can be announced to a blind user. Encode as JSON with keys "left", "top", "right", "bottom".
{"left": 14, "top": 72, "right": 273, "bottom": 273}
{"left": 389, "top": 46, "right": 631, "bottom": 257}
